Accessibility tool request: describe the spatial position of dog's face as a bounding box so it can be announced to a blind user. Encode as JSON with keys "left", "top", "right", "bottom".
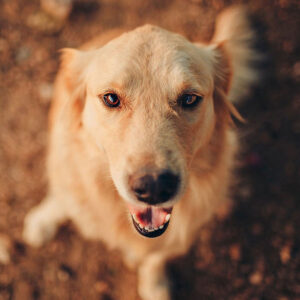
{"left": 63, "top": 25, "right": 234, "bottom": 238}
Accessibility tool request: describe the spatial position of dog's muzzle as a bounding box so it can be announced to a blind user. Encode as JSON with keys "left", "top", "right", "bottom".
{"left": 129, "top": 170, "right": 180, "bottom": 205}
{"left": 127, "top": 170, "right": 180, "bottom": 238}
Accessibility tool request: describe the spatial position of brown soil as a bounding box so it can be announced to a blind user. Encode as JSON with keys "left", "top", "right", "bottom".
{"left": 0, "top": 0, "right": 299, "bottom": 299}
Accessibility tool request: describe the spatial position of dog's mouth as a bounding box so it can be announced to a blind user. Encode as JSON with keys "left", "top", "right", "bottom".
{"left": 127, "top": 203, "right": 172, "bottom": 238}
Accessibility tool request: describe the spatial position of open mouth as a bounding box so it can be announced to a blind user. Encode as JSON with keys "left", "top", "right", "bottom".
{"left": 127, "top": 204, "right": 173, "bottom": 238}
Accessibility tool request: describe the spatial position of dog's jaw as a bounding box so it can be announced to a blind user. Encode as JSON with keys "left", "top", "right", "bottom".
{"left": 132, "top": 216, "right": 170, "bottom": 238}
{"left": 127, "top": 203, "right": 173, "bottom": 238}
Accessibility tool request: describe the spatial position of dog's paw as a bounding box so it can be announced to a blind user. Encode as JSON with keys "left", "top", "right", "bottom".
{"left": 138, "top": 255, "right": 171, "bottom": 300}
{"left": 23, "top": 207, "right": 56, "bottom": 247}
{"left": 138, "top": 277, "right": 171, "bottom": 300}
{"left": 23, "top": 200, "right": 64, "bottom": 247}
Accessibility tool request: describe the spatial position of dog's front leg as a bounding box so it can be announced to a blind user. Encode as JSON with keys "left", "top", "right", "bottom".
{"left": 138, "top": 252, "right": 172, "bottom": 300}
{"left": 23, "top": 195, "right": 67, "bottom": 247}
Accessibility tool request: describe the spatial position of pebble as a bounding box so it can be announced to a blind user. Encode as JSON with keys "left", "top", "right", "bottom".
{"left": 94, "top": 281, "right": 109, "bottom": 294}
{"left": 15, "top": 46, "right": 31, "bottom": 63}
{"left": 38, "top": 82, "right": 53, "bottom": 104}
{"left": 26, "top": 11, "right": 63, "bottom": 34}
{"left": 41, "top": 0, "right": 73, "bottom": 21}
{"left": 229, "top": 243, "right": 241, "bottom": 261}
{"left": 249, "top": 271, "right": 263, "bottom": 285}
{"left": 57, "top": 269, "right": 70, "bottom": 281}
{"left": 280, "top": 244, "right": 291, "bottom": 264}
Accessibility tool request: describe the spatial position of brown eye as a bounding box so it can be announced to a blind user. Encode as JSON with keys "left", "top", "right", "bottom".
{"left": 102, "top": 93, "right": 120, "bottom": 108}
{"left": 179, "top": 94, "right": 203, "bottom": 109}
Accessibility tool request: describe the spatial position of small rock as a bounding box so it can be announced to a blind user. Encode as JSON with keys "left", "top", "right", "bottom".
{"left": 57, "top": 269, "right": 70, "bottom": 281}
{"left": 26, "top": 11, "right": 63, "bottom": 34}
{"left": 41, "top": 0, "right": 73, "bottom": 21}
{"left": 15, "top": 46, "right": 31, "bottom": 63}
{"left": 249, "top": 271, "right": 263, "bottom": 285}
{"left": 229, "top": 243, "right": 241, "bottom": 261}
{"left": 280, "top": 244, "right": 291, "bottom": 264}
{"left": 38, "top": 82, "right": 53, "bottom": 104}
{"left": 94, "top": 281, "right": 109, "bottom": 294}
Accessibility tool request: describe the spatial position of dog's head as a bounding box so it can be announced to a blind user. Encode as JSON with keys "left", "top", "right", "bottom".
{"left": 60, "top": 25, "right": 241, "bottom": 238}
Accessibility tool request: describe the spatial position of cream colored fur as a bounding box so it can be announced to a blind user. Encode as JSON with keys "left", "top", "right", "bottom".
{"left": 23, "top": 6, "right": 260, "bottom": 300}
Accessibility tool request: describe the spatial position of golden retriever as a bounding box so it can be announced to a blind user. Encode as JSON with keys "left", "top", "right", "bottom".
{"left": 23, "top": 6, "right": 260, "bottom": 300}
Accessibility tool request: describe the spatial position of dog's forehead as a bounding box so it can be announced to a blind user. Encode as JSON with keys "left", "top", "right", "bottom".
{"left": 87, "top": 25, "right": 214, "bottom": 97}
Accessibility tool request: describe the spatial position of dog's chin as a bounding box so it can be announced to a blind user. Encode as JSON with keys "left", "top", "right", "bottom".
{"left": 126, "top": 202, "right": 173, "bottom": 238}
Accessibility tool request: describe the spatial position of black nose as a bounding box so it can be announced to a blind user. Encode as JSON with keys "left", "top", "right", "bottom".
{"left": 129, "top": 170, "right": 180, "bottom": 205}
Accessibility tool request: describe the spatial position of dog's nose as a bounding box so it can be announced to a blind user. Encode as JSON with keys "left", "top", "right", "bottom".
{"left": 129, "top": 170, "right": 180, "bottom": 205}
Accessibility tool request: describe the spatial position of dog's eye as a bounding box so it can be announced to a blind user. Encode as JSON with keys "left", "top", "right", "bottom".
{"left": 179, "top": 94, "right": 203, "bottom": 109}
{"left": 102, "top": 93, "right": 120, "bottom": 108}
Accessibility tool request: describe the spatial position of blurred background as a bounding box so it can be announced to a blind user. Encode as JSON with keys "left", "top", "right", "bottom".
{"left": 0, "top": 0, "right": 299, "bottom": 299}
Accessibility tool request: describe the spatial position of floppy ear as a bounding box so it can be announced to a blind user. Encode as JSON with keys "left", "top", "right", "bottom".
{"left": 59, "top": 48, "right": 87, "bottom": 93}
{"left": 212, "top": 44, "right": 245, "bottom": 124}
{"left": 211, "top": 6, "right": 262, "bottom": 105}
{"left": 58, "top": 48, "right": 88, "bottom": 128}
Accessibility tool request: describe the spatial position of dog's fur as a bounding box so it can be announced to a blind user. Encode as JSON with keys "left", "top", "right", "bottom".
{"left": 23, "top": 7, "right": 260, "bottom": 300}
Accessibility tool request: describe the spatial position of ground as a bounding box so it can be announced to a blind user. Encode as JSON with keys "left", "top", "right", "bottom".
{"left": 0, "top": 0, "right": 299, "bottom": 299}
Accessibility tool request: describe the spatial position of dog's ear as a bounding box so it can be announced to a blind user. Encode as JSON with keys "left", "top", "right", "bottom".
{"left": 212, "top": 43, "right": 232, "bottom": 96}
{"left": 208, "top": 6, "right": 263, "bottom": 123}
{"left": 59, "top": 48, "right": 86, "bottom": 94}
{"left": 59, "top": 48, "right": 88, "bottom": 128}
{"left": 211, "top": 43, "right": 244, "bottom": 124}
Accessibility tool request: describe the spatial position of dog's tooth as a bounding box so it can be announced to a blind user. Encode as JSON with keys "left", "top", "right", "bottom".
{"left": 165, "top": 214, "right": 171, "bottom": 222}
{"left": 145, "top": 226, "right": 150, "bottom": 231}
{"left": 159, "top": 225, "right": 164, "bottom": 229}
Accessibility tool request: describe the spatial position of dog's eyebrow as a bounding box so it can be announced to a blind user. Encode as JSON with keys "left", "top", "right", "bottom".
{"left": 95, "top": 82, "right": 124, "bottom": 95}
{"left": 180, "top": 88, "right": 202, "bottom": 96}
{"left": 177, "top": 84, "right": 203, "bottom": 97}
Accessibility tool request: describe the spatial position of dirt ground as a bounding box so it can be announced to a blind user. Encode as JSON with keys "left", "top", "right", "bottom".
{"left": 0, "top": 0, "right": 299, "bottom": 299}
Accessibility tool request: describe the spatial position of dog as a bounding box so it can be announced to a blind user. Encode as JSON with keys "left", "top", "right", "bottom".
{"left": 23, "top": 6, "right": 260, "bottom": 300}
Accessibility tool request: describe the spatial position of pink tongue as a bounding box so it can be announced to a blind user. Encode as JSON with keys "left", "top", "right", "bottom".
{"left": 127, "top": 203, "right": 172, "bottom": 228}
